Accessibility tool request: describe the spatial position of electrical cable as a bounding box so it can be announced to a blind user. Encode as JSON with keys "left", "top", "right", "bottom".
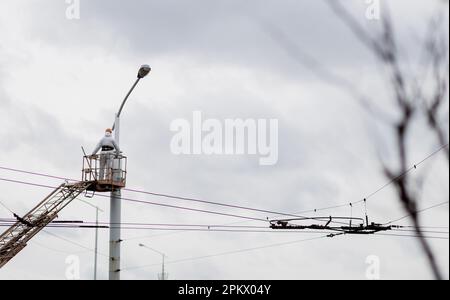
{"left": 122, "top": 235, "right": 328, "bottom": 271}
{"left": 375, "top": 233, "right": 449, "bottom": 240}
{"left": 384, "top": 201, "right": 449, "bottom": 225}
{"left": 42, "top": 230, "right": 109, "bottom": 258}
{"left": 1, "top": 143, "right": 447, "bottom": 224}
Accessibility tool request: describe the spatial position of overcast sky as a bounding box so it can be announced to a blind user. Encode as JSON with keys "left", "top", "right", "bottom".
{"left": 0, "top": 0, "right": 448, "bottom": 280}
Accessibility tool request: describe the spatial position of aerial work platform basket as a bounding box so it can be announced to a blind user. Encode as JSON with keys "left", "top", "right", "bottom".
{"left": 82, "top": 153, "right": 127, "bottom": 192}
{"left": 0, "top": 153, "right": 128, "bottom": 268}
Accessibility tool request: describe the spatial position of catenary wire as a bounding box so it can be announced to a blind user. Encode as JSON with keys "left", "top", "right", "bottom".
{"left": 1, "top": 143, "right": 447, "bottom": 225}
{"left": 122, "top": 235, "right": 329, "bottom": 271}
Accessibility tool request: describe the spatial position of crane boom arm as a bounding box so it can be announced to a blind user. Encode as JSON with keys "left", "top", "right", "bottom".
{"left": 0, "top": 181, "right": 92, "bottom": 268}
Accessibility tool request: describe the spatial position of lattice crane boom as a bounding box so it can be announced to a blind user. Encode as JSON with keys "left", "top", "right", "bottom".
{"left": 0, "top": 181, "right": 93, "bottom": 268}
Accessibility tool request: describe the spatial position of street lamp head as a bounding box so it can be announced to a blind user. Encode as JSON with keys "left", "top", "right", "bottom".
{"left": 137, "top": 64, "right": 151, "bottom": 79}
{"left": 139, "top": 243, "right": 144, "bottom": 247}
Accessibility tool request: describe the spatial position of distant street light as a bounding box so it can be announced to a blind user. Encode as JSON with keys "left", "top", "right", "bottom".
{"left": 139, "top": 243, "right": 168, "bottom": 280}
{"left": 77, "top": 198, "right": 104, "bottom": 280}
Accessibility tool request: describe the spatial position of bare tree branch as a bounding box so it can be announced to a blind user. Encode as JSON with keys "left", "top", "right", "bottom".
{"left": 325, "top": 0, "right": 448, "bottom": 280}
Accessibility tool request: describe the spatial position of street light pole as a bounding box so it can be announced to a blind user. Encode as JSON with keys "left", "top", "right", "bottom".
{"left": 162, "top": 253, "right": 166, "bottom": 280}
{"left": 109, "top": 65, "right": 151, "bottom": 280}
{"left": 109, "top": 113, "right": 122, "bottom": 280}
{"left": 94, "top": 206, "right": 99, "bottom": 280}
{"left": 77, "top": 198, "right": 103, "bottom": 280}
{"left": 139, "top": 243, "right": 168, "bottom": 280}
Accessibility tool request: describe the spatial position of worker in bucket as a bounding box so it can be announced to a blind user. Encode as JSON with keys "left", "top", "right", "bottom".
{"left": 91, "top": 128, "right": 121, "bottom": 180}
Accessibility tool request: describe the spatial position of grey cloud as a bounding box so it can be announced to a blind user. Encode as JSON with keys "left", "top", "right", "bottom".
{"left": 0, "top": 98, "right": 84, "bottom": 170}
{"left": 0, "top": 0, "right": 448, "bottom": 280}
{"left": 22, "top": 0, "right": 446, "bottom": 81}
{"left": 18, "top": 1, "right": 380, "bottom": 80}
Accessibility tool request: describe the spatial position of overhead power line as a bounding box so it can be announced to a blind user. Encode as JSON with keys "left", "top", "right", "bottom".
{"left": 0, "top": 177, "right": 268, "bottom": 223}
{"left": 1, "top": 220, "right": 270, "bottom": 228}
{"left": 1, "top": 143, "right": 447, "bottom": 218}
{"left": 0, "top": 199, "right": 14, "bottom": 215}
{"left": 347, "top": 143, "right": 450, "bottom": 208}
{"left": 0, "top": 176, "right": 350, "bottom": 226}
{"left": 0, "top": 223, "right": 336, "bottom": 234}
{"left": 0, "top": 143, "right": 448, "bottom": 255}
{"left": 31, "top": 240, "right": 91, "bottom": 256}
{"left": 1, "top": 143, "right": 447, "bottom": 246}
{"left": 1, "top": 198, "right": 446, "bottom": 270}
{"left": 0, "top": 219, "right": 341, "bottom": 235}
{"left": 391, "top": 229, "right": 449, "bottom": 234}
{"left": 269, "top": 200, "right": 450, "bottom": 236}
{"left": 375, "top": 233, "right": 449, "bottom": 240}
{"left": 397, "top": 225, "right": 449, "bottom": 229}
{"left": 0, "top": 165, "right": 320, "bottom": 220}
{"left": 42, "top": 230, "right": 109, "bottom": 258}
{"left": 2, "top": 219, "right": 447, "bottom": 235}
{"left": 122, "top": 228, "right": 449, "bottom": 272}
{"left": 122, "top": 235, "right": 329, "bottom": 271}
{"left": 384, "top": 201, "right": 450, "bottom": 225}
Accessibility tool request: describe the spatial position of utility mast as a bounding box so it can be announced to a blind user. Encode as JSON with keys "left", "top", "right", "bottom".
{"left": 109, "top": 65, "right": 151, "bottom": 280}
{"left": 158, "top": 255, "right": 169, "bottom": 280}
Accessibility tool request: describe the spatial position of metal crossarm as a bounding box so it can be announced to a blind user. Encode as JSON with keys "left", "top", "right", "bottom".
{"left": 0, "top": 181, "right": 93, "bottom": 268}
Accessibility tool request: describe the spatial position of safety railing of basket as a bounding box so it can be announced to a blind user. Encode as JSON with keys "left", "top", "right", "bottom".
{"left": 82, "top": 154, "right": 127, "bottom": 185}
